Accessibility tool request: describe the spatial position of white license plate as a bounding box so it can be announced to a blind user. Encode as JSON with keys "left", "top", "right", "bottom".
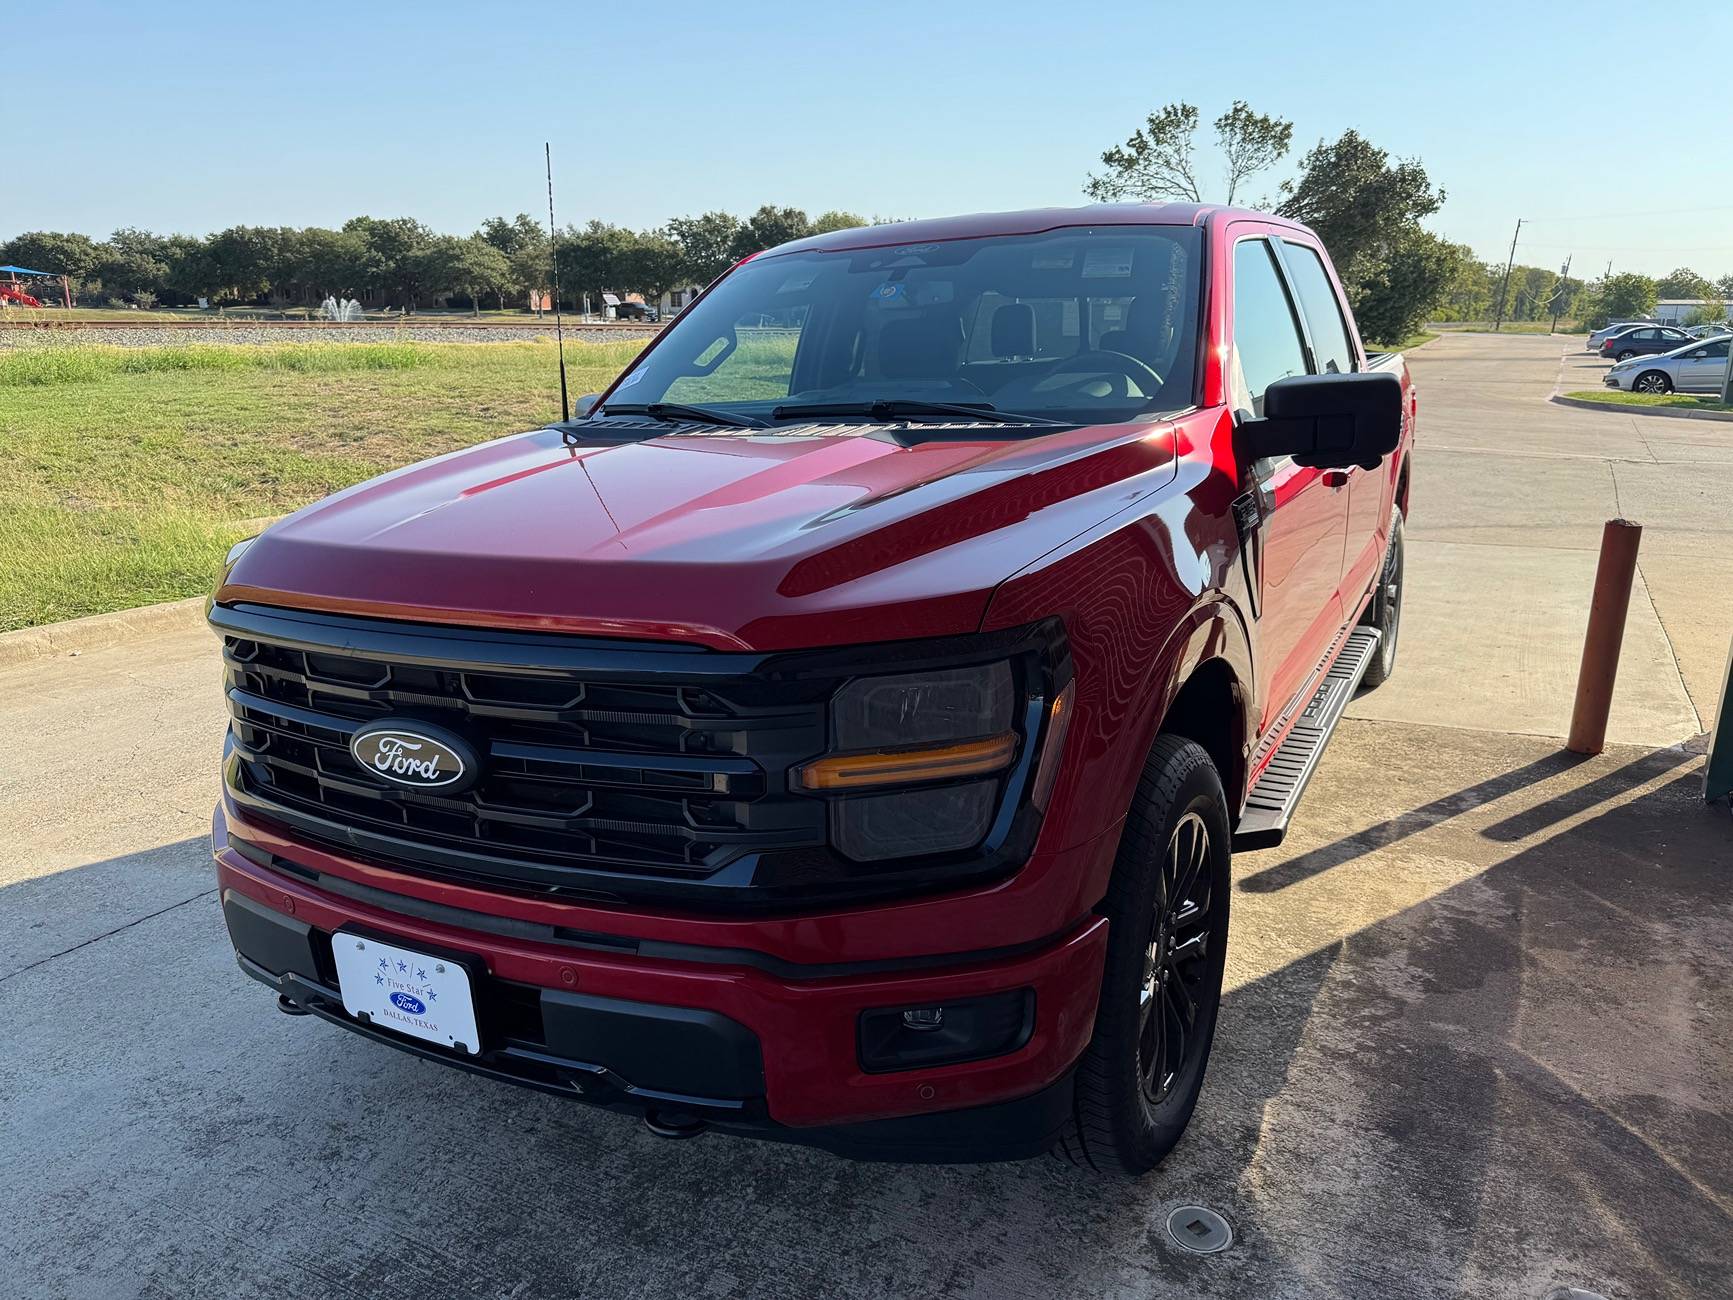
{"left": 332, "top": 933, "right": 481, "bottom": 1055}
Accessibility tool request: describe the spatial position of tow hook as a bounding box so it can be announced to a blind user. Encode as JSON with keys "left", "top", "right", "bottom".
{"left": 275, "top": 993, "right": 310, "bottom": 1017}
{"left": 643, "top": 1109, "right": 709, "bottom": 1140}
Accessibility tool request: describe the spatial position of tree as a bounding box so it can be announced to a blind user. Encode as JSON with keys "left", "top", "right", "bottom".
{"left": 1656, "top": 266, "right": 1713, "bottom": 303}
{"left": 1085, "top": 100, "right": 1291, "bottom": 205}
{"left": 1351, "top": 229, "right": 1468, "bottom": 345}
{"left": 96, "top": 229, "right": 171, "bottom": 304}
{"left": 477, "top": 213, "right": 546, "bottom": 259}
{"left": 1717, "top": 273, "right": 1733, "bottom": 300}
{"left": 620, "top": 232, "right": 684, "bottom": 302}
{"left": 811, "top": 210, "right": 867, "bottom": 234}
{"left": 665, "top": 211, "right": 742, "bottom": 285}
{"left": 1594, "top": 272, "right": 1649, "bottom": 325}
{"left": 1277, "top": 130, "right": 1444, "bottom": 285}
{"left": 341, "top": 217, "right": 433, "bottom": 306}
{"left": 203, "top": 225, "right": 282, "bottom": 302}
{"left": 1214, "top": 101, "right": 1294, "bottom": 204}
{"left": 1439, "top": 255, "right": 1496, "bottom": 321}
{"left": 417, "top": 235, "right": 512, "bottom": 313}
{"left": 729, "top": 205, "right": 813, "bottom": 260}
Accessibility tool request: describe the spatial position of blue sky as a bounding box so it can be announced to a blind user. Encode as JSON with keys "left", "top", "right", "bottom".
{"left": 8, "top": 0, "right": 1732, "bottom": 277}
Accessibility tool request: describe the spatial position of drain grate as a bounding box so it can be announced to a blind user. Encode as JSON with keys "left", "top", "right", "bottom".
{"left": 1165, "top": 1205, "right": 1233, "bottom": 1255}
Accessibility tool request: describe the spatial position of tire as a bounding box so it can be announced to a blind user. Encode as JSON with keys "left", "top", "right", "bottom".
{"left": 1057, "top": 735, "right": 1231, "bottom": 1176}
{"left": 1616, "top": 349, "right": 1637, "bottom": 361}
{"left": 1633, "top": 371, "right": 1672, "bottom": 394}
{"left": 1358, "top": 506, "right": 1405, "bottom": 689}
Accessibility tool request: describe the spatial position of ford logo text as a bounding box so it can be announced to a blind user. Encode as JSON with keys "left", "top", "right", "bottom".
{"left": 349, "top": 720, "right": 479, "bottom": 793}
{"left": 390, "top": 991, "right": 428, "bottom": 1016}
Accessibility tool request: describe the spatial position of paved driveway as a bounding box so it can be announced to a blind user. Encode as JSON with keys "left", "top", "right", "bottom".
{"left": 3, "top": 333, "right": 1730, "bottom": 1300}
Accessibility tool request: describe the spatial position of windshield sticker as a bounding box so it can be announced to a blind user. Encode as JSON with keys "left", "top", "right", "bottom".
{"left": 777, "top": 270, "right": 818, "bottom": 293}
{"left": 872, "top": 282, "right": 911, "bottom": 305}
{"left": 615, "top": 369, "right": 645, "bottom": 388}
{"left": 1031, "top": 250, "right": 1076, "bottom": 270}
{"left": 893, "top": 245, "right": 940, "bottom": 255}
{"left": 1082, "top": 246, "right": 1135, "bottom": 278}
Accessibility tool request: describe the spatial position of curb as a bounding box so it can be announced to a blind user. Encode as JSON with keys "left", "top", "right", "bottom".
{"left": 1550, "top": 393, "right": 1733, "bottom": 423}
{"left": 0, "top": 596, "right": 208, "bottom": 670}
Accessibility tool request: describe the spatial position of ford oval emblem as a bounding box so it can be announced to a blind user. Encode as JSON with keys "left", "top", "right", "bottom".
{"left": 349, "top": 720, "right": 479, "bottom": 793}
{"left": 390, "top": 991, "right": 427, "bottom": 1016}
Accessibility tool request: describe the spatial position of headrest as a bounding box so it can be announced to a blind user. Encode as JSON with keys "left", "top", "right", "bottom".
{"left": 990, "top": 302, "right": 1036, "bottom": 357}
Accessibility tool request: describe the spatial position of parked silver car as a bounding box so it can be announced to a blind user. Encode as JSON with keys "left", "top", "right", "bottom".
{"left": 1604, "top": 333, "right": 1731, "bottom": 393}
{"left": 1586, "top": 320, "right": 1657, "bottom": 352}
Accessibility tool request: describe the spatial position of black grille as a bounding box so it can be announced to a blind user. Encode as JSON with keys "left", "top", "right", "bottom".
{"left": 214, "top": 603, "right": 1060, "bottom": 911}
{"left": 221, "top": 617, "right": 829, "bottom": 883}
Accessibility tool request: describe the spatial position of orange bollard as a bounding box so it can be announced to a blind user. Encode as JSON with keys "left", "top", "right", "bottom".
{"left": 1567, "top": 519, "right": 1643, "bottom": 755}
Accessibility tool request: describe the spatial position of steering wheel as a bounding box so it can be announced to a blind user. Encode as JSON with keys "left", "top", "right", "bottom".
{"left": 1027, "top": 349, "right": 1163, "bottom": 399}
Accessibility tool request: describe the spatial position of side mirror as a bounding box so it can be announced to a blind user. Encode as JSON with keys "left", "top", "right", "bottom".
{"left": 1237, "top": 371, "right": 1403, "bottom": 470}
{"left": 573, "top": 392, "right": 600, "bottom": 418}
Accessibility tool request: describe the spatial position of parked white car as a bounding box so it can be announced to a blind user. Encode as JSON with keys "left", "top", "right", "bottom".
{"left": 1586, "top": 320, "right": 1658, "bottom": 352}
{"left": 1604, "top": 333, "right": 1731, "bottom": 394}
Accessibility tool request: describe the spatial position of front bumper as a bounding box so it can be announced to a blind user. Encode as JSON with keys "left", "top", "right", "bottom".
{"left": 215, "top": 830, "right": 1108, "bottom": 1154}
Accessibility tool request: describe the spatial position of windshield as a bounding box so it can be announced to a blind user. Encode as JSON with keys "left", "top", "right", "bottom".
{"left": 605, "top": 226, "right": 1203, "bottom": 426}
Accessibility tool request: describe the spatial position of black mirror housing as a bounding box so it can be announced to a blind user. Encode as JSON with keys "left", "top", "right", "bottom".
{"left": 1237, "top": 371, "right": 1403, "bottom": 470}
{"left": 573, "top": 392, "right": 600, "bottom": 418}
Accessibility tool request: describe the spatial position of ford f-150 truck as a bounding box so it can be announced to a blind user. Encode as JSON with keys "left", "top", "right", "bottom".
{"left": 210, "top": 203, "right": 1414, "bottom": 1174}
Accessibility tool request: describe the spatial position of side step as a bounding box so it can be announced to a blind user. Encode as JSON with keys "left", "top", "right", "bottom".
{"left": 1233, "top": 626, "right": 1382, "bottom": 851}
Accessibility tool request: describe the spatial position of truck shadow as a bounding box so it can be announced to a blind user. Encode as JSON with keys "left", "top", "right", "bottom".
{"left": 5, "top": 761, "right": 1729, "bottom": 1300}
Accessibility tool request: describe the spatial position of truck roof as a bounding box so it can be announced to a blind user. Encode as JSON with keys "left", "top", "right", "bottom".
{"left": 773, "top": 203, "right": 1309, "bottom": 256}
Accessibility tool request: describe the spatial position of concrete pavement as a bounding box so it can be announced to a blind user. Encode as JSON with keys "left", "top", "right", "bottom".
{"left": 4, "top": 332, "right": 1731, "bottom": 1299}
{"left": 1347, "top": 331, "right": 1729, "bottom": 742}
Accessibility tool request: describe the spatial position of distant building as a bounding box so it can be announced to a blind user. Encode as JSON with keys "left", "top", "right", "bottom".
{"left": 1654, "top": 298, "right": 1733, "bottom": 325}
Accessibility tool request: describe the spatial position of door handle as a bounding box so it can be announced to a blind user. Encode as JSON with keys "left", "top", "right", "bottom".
{"left": 1323, "top": 470, "right": 1350, "bottom": 489}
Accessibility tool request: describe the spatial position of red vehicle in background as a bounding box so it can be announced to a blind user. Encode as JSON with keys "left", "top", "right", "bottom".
{"left": 210, "top": 203, "right": 1414, "bottom": 1173}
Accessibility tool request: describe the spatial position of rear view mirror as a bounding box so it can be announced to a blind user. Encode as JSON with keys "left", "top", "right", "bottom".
{"left": 687, "top": 326, "right": 739, "bottom": 376}
{"left": 1237, "top": 371, "right": 1403, "bottom": 470}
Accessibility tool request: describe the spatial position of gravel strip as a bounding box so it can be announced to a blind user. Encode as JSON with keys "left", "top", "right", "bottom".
{"left": 0, "top": 324, "right": 660, "bottom": 349}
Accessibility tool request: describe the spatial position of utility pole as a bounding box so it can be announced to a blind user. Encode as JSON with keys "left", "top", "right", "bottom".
{"left": 1492, "top": 218, "right": 1523, "bottom": 332}
{"left": 1550, "top": 255, "right": 1572, "bottom": 334}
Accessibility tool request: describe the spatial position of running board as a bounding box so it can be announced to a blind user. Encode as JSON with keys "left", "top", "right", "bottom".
{"left": 1233, "top": 626, "right": 1382, "bottom": 851}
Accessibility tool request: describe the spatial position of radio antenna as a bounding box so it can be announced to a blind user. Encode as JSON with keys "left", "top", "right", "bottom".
{"left": 544, "top": 142, "right": 570, "bottom": 423}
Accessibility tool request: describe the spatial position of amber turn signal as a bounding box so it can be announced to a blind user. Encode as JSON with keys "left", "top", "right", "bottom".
{"left": 793, "top": 733, "right": 1017, "bottom": 791}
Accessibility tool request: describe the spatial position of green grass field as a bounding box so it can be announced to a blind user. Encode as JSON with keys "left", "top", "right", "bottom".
{"left": 1564, "top": 389, "right": 1732, "bottom": 413}
{"left": 0, "top": 338, "right": 647, "bottom": 631}
{"left": 1365, "top": 330, "right": 1439, "bottom": 353}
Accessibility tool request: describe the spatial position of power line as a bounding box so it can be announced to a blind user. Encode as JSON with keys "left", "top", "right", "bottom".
{"left": 1522, "top": 203, "right": 1733, "bottom": 223}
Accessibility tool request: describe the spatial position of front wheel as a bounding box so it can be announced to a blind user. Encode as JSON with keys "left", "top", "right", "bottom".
{"left": 1057, "top": 736, "right": 1230, "bottom": 1175}
{"left": 1633, "top": 371, "right": 1673, "bottom": 394}
{"left": 1358, "top": 506, "right": 1405, "bottom": 688}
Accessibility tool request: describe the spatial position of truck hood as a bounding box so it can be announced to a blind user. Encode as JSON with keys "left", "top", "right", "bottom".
{"left": 220, "top": 420, "right": 1179, "bottom": 650}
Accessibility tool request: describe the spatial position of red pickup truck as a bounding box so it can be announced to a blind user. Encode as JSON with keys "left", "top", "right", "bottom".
{"left": 211, "top": 203, "right": 1414, "bottom": 1174}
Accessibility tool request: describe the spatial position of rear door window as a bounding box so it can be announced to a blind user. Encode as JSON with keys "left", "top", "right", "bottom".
{"left": 1279, "top": 241, "right": 1357, "bottom": 374}
{"left": 1231, "top": 238, "right": 1308, "bottom": 417}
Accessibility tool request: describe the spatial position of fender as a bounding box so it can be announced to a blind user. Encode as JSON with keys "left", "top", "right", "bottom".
{"left": 983, "top": 453, "right": 1254, "bottom": 867}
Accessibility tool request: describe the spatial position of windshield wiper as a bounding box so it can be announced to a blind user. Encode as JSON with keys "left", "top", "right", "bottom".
{"left": 601, "top": 402, "right": 767, "bottom": 428}
{"left": 770, "top": 399, "right": 1067, "bottom": 427}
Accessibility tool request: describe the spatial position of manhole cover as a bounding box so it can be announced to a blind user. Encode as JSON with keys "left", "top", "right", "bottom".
{"left": 1165, "top": 1205, "right": 1233, "bottom": 1254}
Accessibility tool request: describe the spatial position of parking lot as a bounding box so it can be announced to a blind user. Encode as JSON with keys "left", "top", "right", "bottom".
{"left": 3, "top": 333, "right": 1730, "bottom": 1300}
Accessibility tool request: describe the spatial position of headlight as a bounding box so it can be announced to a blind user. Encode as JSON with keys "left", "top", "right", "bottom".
{"left": 793, "top": 662, "right": 1019, "bottom": 861}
